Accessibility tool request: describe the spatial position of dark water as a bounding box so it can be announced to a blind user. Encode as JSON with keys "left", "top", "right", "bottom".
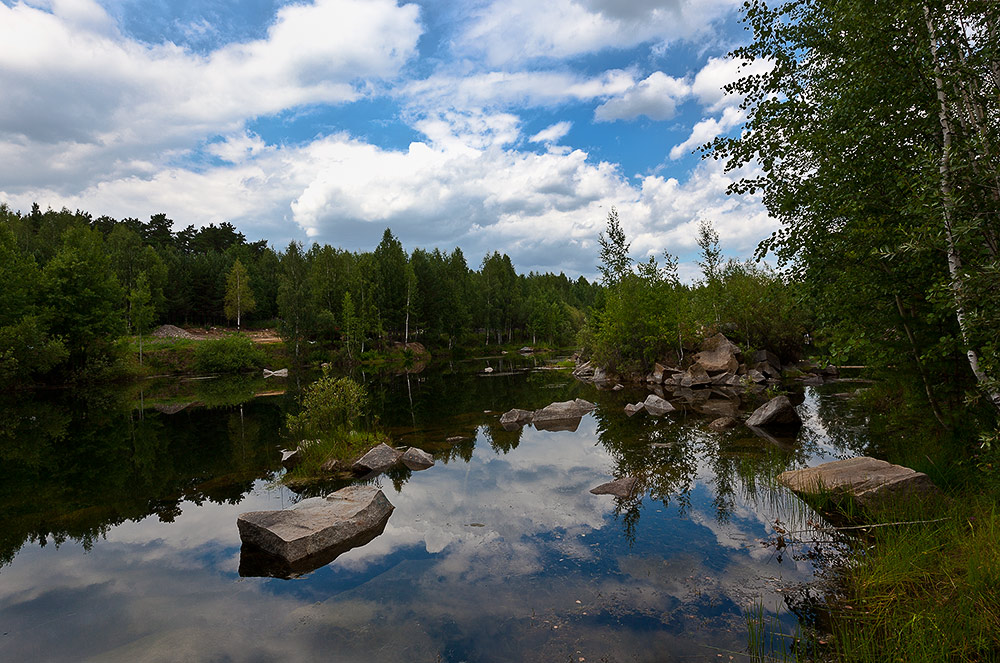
{"left": 0, "top": 358, "right": 868, "bottom": 662}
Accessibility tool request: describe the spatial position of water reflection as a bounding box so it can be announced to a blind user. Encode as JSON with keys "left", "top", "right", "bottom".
{"left": 0, "top": 361, "right": 870, "bottom": 661}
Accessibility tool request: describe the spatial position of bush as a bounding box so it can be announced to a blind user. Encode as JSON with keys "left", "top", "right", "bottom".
{"left": 194, "top": 334, "right": 265, "bottom": 373}
{"left": 286, "top": 369, "right": 367, "bottom": 440}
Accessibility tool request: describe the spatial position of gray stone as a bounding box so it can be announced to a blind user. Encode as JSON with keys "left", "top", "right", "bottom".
{"left": 263, "top": 368, "right": 288, "bottom": 378}
{"left": 708, "top": 416, "right": 740, "bottom": 432}
{"left": 281, "top": 449, "right": 302, "bottom": 470}
{"left": 352, "top": 443, "right": 403, "bottom": 474}
{"left": 624, "top": 402, "right": 645, "bottom": 417}
{"left": 237, "top": 485, "right": 394, "bottom": 567}
{"left": 319, "top": 456, "right": 342, "bottom": 473}
{"left": 401, "top": 447, "right": 435, "bottom": 470}
{"left": 746, "top": 395, "right": 802, "bottom": 429}
{"left": 590, "top": 476, "right": 639, "bottom": 498}
{"left": 643, "top": 394, "right": 675, "bottom": 416}
{"left": 646, "top": 363, "right": 667, "bottom": 384}
{"left": 803, "top": 375, "right": 824, "bottom": 386}
{"left": 753, "top": 349, "right": 782, "bottom": 369}
{"left": 754, "top": 361, "right": 781, "bottom": 379}
{"left": 685, "top": 363, "right": 712, "bottom": 387}
{"left": 747, "top": 369, "right": 767, "bottom": 384}
{"left": 500, "top": 408, "right": 534, "bottom": 427}
{"left": 533, "top": 399, "right": 595, "bottom": 425}
{"left": 777, "top": 457, "right": 939, "bottom": 510}
{"left": 592, "top": 367, "right": 610, "bottom": 384}
{"left": 697, "top": 398, "right": 739, "bottom": 418}
{"left": 572, "top": 360, "right": 595, "bottom": 380}
{"left": 693, "top": 333, "right": 741, "bottom": 374}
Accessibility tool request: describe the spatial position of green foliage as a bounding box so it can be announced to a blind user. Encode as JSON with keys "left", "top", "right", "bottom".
{"left": 224, "top": 258, "right": 255, "bottom": 328}
{"left": 193, "top": 334, "right": 265, "bottom": 373}
{"left": 286, "top": 370, "right": 368, "bottom": 440}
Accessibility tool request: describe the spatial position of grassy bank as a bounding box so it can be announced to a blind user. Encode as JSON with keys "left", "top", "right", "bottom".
{"left": 124, "top": 333, "right": 289, "bottom": 376}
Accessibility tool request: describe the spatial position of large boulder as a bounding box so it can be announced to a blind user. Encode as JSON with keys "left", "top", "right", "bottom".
{"left": 746, "top": 395, "right": 802, "bottom": 429}
{"left": 643, "top": 394, "right": 675, "bottom": 416}
{"left": 352, "top": 443, "right": 403, "bottom": 474}
{"left": 533, "top": 399, "right": 595, "bottom": 432}
{"left": 777, "top": 457, "right": 939, "bottom": 510}
{"left": 237, "top": 485, "right": 394, "bottom": 575}
{"left": 693, "top": 333, "right": 741, "bottom": 374}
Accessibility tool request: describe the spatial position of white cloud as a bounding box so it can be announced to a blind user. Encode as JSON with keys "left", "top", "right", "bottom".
{"left": 594, "top": 71, "right": 690, "bottom": 122}
{"left": 668, "top": 105, "right": 744, "bottom": 159}
{"left": 529, "top": 121, "right": 573, "bottom": 144}
{"left": 0, "top": 0, "right": 423, "bottom": 191}
{"left": 692, "top": 55, "right": 774, "bottom": 112}
{"left": 455, "top": 0, "right": 743, "bottom": 65}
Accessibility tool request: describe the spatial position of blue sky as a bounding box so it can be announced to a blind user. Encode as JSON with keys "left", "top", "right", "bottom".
{"left": 0, "top": 0, "right": 774, "bottom": 278}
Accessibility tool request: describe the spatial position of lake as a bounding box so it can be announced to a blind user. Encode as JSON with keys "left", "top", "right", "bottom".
{"left": 0, "top": 356, "right": 869, "bottom": 662}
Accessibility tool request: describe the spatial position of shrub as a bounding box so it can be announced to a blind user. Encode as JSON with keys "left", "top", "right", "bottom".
{"left": 194, "top": 334, "right": 265, "bottom": 373}
{"left": 286, "top": 369, "right": 367, "bottom": 440}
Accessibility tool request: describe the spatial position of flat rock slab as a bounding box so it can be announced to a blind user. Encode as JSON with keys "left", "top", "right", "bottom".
{"left": 643, "top": 394, "right": 675, "bottom": 416}
{"left": 401, "top": 447, "right": 435, "bottom": 470}
{"left": 352, "top": 443, "right": 402, "bottom": 474}
{"left": 533, "top": 399, "right": 595, "bottom": 431}
{"left": 237, "top": 485, "right": 394, "bottom": 575}
{"left": 778, "top": 457, "right": 939, "bottom": 509}
{"left": 746, "top": 395, "right": 802, "bottom": 429}
{"left": 590, "top": 476, "right": 639, "bottom": 498}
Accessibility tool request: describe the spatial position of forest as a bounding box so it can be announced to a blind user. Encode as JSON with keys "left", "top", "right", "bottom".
{"left": 0, "top": 202, "right": 599, "bottom": 385}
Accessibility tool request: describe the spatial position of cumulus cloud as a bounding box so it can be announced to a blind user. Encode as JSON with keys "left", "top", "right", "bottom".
{"left": 455, "top": 0, "right": 743, "bottom": 65}
{"left": 594, "top": 71, "right": 690, "bottom": 122}
{"left": 0, "top": 0, "right": 423, "bottom": 191}
{"left": 692, "top": 55, "right": 774, "bottom": 112}
{"left": 668, "top": 105, "right": 744, "bottom": 159}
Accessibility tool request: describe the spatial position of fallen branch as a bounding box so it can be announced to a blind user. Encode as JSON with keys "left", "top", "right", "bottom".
{"left": 783, "top": 517, "right": 949, "bottom": 536}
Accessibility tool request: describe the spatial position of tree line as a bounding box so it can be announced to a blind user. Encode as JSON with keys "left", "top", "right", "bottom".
{"left": 0, "top": 203, "right": 599, "bottom": 385}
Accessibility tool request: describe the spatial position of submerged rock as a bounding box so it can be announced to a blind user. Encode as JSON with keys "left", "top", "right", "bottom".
{"left": 643, "top": 394, "right": 675, "bottom": 416}
{"left": 590, "top": 476, "right": 639, "bottom": 498}
{"left": 777, "top": 457, "right": 939, "bottom": 510}
{"left": 352, "top": 443, "right": 403, "bottom": 474}
{"left": 237, "top": 485, "right": 394, "bottom": 577}
{"left": 401, "top": 447, "right": 435, "bottom": 470}
{"left": 746, "top": 395, "right": 802, "bottom": 429}
{"left": 708, "top": 416, "right": 739, "bottom": 432}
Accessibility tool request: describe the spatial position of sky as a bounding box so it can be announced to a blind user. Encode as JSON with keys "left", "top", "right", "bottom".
{"left": 0, "top": 0, "right": 774, "bottom": 279}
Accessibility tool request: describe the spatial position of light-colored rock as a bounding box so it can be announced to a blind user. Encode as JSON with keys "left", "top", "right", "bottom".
{"left": 643, "top": 394, "right": 675, "bottom": 416}
{"left": 483, "top": 366, "right": 494, "bottom": 373}
{"left": 685, "top": 363, "right": 712, "bottom": 387}
{"left": 777, "top": 457, "right": 939, "bottom": 509}
{"left": 152, "top": 324, "right": 197, "bottom": 340}
{"left": 747, "top": 369, "right": 767, "bottom": 384}
{"left": 746, "top": 395, "right": 802, "bottom": 428}
{"left": 263, "top": 368, "right": 288, "bottom": 378}
{"left": 590, "top": 476, "right": 639, "bottom": 498}
{"left": 401, "top": 447, "right": 434, "bottom": 470}
{"left": 624, "top": 402, "right": 645, "bottom": 417}
{"left": 708, "top": 416, "right": 739, "bottom": 432}
{"left": 352, "top": 443, "right": 403, "bottom": 474}
{"left": 693, "top": 333, "right": 741, "bottom": 374}
{"left": 237, "top": 485, "right": 394, "bottom": 565}
{"left": 499, "top": 408, "right": 534, "bottom": 427}
{"left": 646, "top": 363, "right": 667, "bottom": 384}
{"left": 281, "top": 449, "right": 302, "bottom": 470}
{"left": 533, "top": 399, "right": 595, "bottom": 424}
{"left": 592, "top": 367, "right": 610, "bottom": 384}
{"left": 572, "top": 361, "right": 595, "bottom": 379}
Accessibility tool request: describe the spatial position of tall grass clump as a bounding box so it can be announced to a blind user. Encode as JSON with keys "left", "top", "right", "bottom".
{"left": 194, "top": 333, "right": 265, "bottom": 373}
{"left": 830, "top": 496, "right": 1000, "bottom": 662}
{"left": 283, "top": 369, "right": 386, "bottom": 480}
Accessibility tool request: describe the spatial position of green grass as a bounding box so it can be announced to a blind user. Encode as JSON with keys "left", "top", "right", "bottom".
{"left": 829, "top": 495, "right": 1000, "bottom": 662}
{"left": 282, "top": 428, "right": 390, "bottom": 483}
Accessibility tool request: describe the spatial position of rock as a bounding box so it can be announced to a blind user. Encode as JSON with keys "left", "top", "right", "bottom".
{"left": 500, "top": 408, "right": 534, "bottom": 427}
{"left": 693, "top": 333, "right": 741, "bottom": 374}
{"left": 533, "top": 398, "right": 595, "bottom": 432}
{"left": 803, "top": 375, "right": 824, "bottom": 386}
{"left": 612, "top": 383, "right": 624, "bottom": 391}
{"left": 624, "top": 402, "right": 645, "bottom": 416}
{"left": 319, "top": 456, "right": 342, "bottom": 473}
{"left": 643, "top": 394, "right": 675, "bottom": 416}
{"left": 777, "top": 457, "right": 939, "bottom": 510}
{"left": 592, "top": 367, "right": 610, "bottom": 384}
{"left": 590, "top": 476, "right": 639, "bottom": 498}
{"left": 518, "top": 346, "right": 534, "bottom": 354}
{"left": 446, "top": 435, "right": 471, "bottom": 442}
{"left": 263, "top": 368, "right": 288, "bottom": 378}
{"left": 754, "top": 361, "right": 781, "bottom": 379}
{"left": 281, "top": 449, "right": 302, "bottom": 470}
{"left": 401, "top": 447, "right": 434, "bottom": 470}
{"left": 697, "top": 398, "right": 739, "bottom": 418}
{"left": 151, "top": 324, "right": 196, "bottom": 340}
{"left": 708, "top": 416, "right": 739, "bottom": 432}
{"left": 237, "top": 485, "right": 394, "bottom": 577}
{"left": 572, "top": 360, "right": 595, "bottom": 380}
{"left": 746, "top": 395, "right": 802, "bottom": 429}
{"left": 685, "top": 363, "right": 712, "bottom": 387}
{"left": 647, "top": 363, "right": 667, "bottom": 384}
{"left": 753, "top": 349, "right": 782, "bottom": 369}
{"left": 747, "top": 369, "right": 767, "bottom": 383}
{"left": 483, "top": 367, "right": 494, "bottom": 373}
{"left": 352, "top": 443, "right": 403, "bottom": 474}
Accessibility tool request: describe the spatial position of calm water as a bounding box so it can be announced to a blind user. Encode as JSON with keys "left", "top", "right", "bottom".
{"left": 0, "top": 358, "right": 869, "bottom": 662}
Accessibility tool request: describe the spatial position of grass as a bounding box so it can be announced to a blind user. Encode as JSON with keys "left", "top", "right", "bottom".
{"left": 828, "top": 494, "right": 1000, "bottom": 662}
{"left": 745, "top": 600, "right": 809, "bottom": 662}
{"left": 282, "top": 428, "right": 390, "bottom": 483}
